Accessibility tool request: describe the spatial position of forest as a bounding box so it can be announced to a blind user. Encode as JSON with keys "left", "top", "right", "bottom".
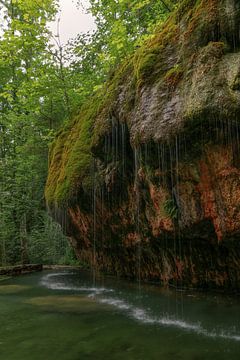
{"left": 2, "top": 1, "right": 240, "bottom": 359}
{"left": 0, "top": 0, "right": 177, "bottom": 266}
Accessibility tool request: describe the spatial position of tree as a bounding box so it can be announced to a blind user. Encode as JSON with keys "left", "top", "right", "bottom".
{"left": 0, "top": 0, "right": 178, "bottom": 266}
{"left": 68, "top": 0, "right": 178, "bottom": 108}
{"left": 0, "top": 0, "right": 65, "bottom": 265}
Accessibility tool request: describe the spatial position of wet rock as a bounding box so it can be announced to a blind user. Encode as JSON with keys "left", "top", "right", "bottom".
{"left": 45, "top": 0, "right": 240, "bottom": 291}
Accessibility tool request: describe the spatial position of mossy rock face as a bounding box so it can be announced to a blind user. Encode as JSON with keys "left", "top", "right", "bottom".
{"left": 45, "top": 0, "right": 240, "bottom": 206}
{"left": 46, "top": 0, "right": 240, "bottom": 290}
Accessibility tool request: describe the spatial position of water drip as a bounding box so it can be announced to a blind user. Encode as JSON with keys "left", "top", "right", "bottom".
{"left": 133, "top": 147, "right": 142, "bottom": 287}
{"left": 121, "top": 123, "right": 126, "bottom": 177}
{"left": 91, "top": 158, "right": 97, "bottom": 285}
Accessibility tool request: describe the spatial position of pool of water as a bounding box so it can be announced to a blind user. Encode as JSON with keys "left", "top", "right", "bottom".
{"left": 0, "top": 270, "right": 240, "bottom": 359}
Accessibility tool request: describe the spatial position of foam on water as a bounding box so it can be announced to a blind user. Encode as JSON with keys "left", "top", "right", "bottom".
{"left": 41, "top": 273, "right": 113, "bottom": 294}
{"left": 96, "top": 296, "right": 240, "bottom": 342}
{"left": 99, "top": 297, "right": 131, "bottom": 310}
{"left": 41, "top": 273, "right": 240, "bottom": 342}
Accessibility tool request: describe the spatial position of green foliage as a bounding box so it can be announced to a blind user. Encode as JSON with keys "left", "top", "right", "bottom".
{"left": 134, "top": 49, "right": 159, "bottom": 83}
{"left": 163, "top": 198, "right": 179, "bottom": 219}
{"left": 27, "top": 213, "right": 76, "bottom": 265}
{"left": 45, "top": 58, "right": 133, "bottom": 205}
{"left": 68, "top": 0, "right": 178, "bottom": 107}
{"left": 0, "top": 0, "right": 67, "bottom": 266}
{"left": 46, "top": 1, "right": 185, "bottom": 205}
{"left": 0, "top": 0, "right": 180, "bottom": 265}
{"left": 58, "top": 246, "right": 81, "bottom": 266}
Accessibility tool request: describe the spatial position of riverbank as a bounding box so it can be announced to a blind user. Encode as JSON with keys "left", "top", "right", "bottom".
{"left": 0, "top": 264, "right": 42, "bottom": 276}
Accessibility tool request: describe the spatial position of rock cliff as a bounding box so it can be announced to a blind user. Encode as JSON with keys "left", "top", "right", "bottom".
{"left": 45, "top": 0, "right": 240, "bottom": 290}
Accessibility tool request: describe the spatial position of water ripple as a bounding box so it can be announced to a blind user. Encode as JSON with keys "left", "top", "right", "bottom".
{"left": 96, "top": 296, "right": 240, "bottom": 342}
{"left": 41, "top": 273, "right": 114, "bottom": 294}
{"left": 40, "top": 273, "right": 240, "bottom": 342}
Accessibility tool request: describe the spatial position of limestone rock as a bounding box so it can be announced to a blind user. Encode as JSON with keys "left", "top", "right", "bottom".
{"left": 45, "top": 0, "right": 240, "bottom": 291}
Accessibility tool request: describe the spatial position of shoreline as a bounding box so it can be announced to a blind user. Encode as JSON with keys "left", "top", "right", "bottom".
{"left": 0, "top": 264, "right": 43, "bottom": 276}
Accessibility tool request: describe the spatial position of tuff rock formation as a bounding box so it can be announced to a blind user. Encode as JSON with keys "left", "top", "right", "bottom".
{"left": 45, "top": 0, "right": 240, "bottom": 290}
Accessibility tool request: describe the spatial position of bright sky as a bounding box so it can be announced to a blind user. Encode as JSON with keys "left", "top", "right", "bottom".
{"left": 49, "top": 0, "right": 96, "bottom": 44}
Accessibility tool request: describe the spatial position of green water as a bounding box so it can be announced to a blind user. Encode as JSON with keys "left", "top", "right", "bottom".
{"left": 0, "top": 270, "right": 240, "bottom": 359}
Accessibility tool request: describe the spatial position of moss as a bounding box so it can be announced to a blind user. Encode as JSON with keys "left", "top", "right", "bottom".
{"left": 232, "top": 73, "right": 240, "bottom": 91}
{"left": 175, "top": 0, "right": 200, "bottom": 20}
{"left": 46, "top": 57, "right": 133, "bottom": 206}
{"left": 132, "top": 19, "right": 180, "bottom": 88}
{"left": 183, "top": 0, "right": 218, "bottom": 47}
{"left": 163, "top": 198, "right": 179, "bottom": 220}
{"left": 45, "top": 94, "right": 103, "bottom": 205}
{"left": 46, "top": 0, "right": 227, "bottom": 207}
{"left": 134, "top": 51, "right": 159, "bottom": 81}
{"left": 131, "top": 0, "right": 215, "bottom": 88}
{"left": 164, "top": 64, "right": 184, "bottom": 89}
{"left": 199, "top": 41, "right": 226, "bottom": 64}
{"left": 46, "top": 60, "right": 134, "bottom": 206}
{"left": 45, "top": 125, "right": 73, "bottom": 205}
{"left": 92, "top": 59, "right": 134, "bottom": 148}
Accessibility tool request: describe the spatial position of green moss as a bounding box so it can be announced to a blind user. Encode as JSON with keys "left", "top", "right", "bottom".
{"left": 45, "top": 0, "right": 186, "bottom": 206}
{"left": 45, "top": 0, "right": 222, "bottom": 207}
{"left": 45, "top": 94, "right": 103, "bottom": 205}
{"left": 132, "top": 20, "right": 179, "bottom": 87}
{"left": 183, "top": 0, "right": 218, "bottom": 47}
{"left": 163, "top": 198, "right": 179, "bottom": 220}
{"left": 135, "top": 52, "right": 159, "bottom": 80}
{"left": 175, "top": 0, "right": 200, "bottom": 19}
{"left": 199, "top": 41, "right": 226, "bottom": 64}
{"left": 45, "top": 60, "right": 134, "bottom": 206}
{"left": 164, "top": 64, "right": 184, "bottom": 89}
{"left": 92, "top": 59, "right": 134, "bottom": 148}
{"left": 45, "top": 125, "right": 73, "bottom": 205}
{"left": 232, "top": 73, "right": 240, "bottom": 91}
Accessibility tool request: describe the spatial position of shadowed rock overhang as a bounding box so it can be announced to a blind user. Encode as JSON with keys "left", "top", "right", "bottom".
{"left": 45, "top": 0, "right": 240, "bottom": 291}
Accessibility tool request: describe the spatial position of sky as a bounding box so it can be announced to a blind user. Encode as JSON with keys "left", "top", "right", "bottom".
{"left": 49, "top": 0, "right": 96, "bottom": 44}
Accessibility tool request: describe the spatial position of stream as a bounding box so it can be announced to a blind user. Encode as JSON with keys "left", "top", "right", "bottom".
{"left": 0, "top": 270, "right": 240, "bottom": 359}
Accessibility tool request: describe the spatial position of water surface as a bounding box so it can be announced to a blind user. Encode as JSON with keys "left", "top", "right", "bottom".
{"left": 0, "top": 270, "right": 240, "bottom": 359}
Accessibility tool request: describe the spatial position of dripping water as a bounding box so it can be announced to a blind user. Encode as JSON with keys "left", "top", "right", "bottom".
{"left": 92, "top": 158, "right": 97, "bottom": 286}
{"left": 121, "top": 123, "right": 126, "bottom": 177}
{"left": 134, "top": 147, "right": 142, "bottom": 289}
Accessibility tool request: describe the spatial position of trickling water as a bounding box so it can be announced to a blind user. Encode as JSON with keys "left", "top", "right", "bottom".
{"left": 121, "top": 123, "right": 126, "bottom": 177}
{"left": 91, "top": 158, "right": 98, "bottom": 286}
{"left": 133, "top": 147, "right": 142, "bottom": 287}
